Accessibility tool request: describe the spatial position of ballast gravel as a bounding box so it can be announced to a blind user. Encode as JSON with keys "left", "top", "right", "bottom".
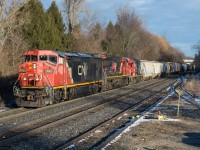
{"left": 8, "top": 79, "right": 174, "bottom": 149}
{"left": 0, "top": 79, "right": 165, "bottom": 130}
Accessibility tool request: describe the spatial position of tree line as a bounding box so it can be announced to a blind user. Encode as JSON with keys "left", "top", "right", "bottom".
{"left": 0, "top": 0, "right": 186, "bottom": 76}
{"left": 193, "top": 41, "right": 200, "bottom": 71}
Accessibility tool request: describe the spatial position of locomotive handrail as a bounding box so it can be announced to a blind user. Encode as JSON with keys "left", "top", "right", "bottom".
{"left": 43, "top": 74, "right": 52, "bottom": 87}
{"left": 13, "top": 77, "right": 20, "bottom": 95}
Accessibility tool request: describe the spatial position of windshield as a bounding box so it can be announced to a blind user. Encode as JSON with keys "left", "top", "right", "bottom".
{"left": 38, "top": 55, "right": 57, "bottom": 64}
{"left": 24, "top": 55, "right": 37, "bottom": 62}
{"left": 49, "top": 56, "right": 57, "bottom": 64}
{"left": 39, "top": 55, "right": 48, "bottom": 61}
{"left": 24, "top": 55, "right": 30, "bottom": 62}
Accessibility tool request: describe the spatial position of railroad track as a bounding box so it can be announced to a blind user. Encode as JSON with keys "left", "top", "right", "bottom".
{"left": 0, "top": 78, "right": 165, "bottom": 126}
{"left": 0, "top": 78, "right": 175, "bottom": 149}
{"left": 0, "top": 108, "right": 30, "bottom": 119}
{"left": 56, "top": 78, "right": 181, "bottom": 150}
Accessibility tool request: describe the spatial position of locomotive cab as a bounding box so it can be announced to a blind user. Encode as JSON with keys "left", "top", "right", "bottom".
{"left": 18, "top": 50, "right": 58, "bottom": 87}
{"left": 14, "top": 50, "right": 102, "bottom": 107}
{"left": 14, "top": 50, "right": 64, "bottom": 107}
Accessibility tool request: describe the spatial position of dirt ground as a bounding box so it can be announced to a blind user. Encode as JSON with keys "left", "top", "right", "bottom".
{"left": 106, "top": 77, "right": 200, "bottom": 150}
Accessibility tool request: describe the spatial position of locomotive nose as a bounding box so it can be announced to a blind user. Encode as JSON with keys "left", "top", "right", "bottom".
{"left": 26, "top": 62, "right": 37, "bottom": 72}
{"left": 19, "top": 62, "right": 43, "bottom": 86}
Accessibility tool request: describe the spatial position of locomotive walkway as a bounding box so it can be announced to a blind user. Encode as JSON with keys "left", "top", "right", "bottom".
{"left": 0, "top": 78, "right": 178, "bottom": 149}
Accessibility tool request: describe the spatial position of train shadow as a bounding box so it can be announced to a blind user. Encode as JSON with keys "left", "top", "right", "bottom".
{"left": 0, "top": 74, "right": 18, "bottom": 108}
{"left": 182, "top": 132, "right": 200, "bottom": 147}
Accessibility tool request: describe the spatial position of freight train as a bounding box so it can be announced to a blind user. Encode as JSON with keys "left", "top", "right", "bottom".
{"left": 13, "top": 49, "right": 194, "bottom": 107}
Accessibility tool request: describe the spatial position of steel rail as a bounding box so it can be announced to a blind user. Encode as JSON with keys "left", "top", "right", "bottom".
{"left": 93, "top": 79, "right": 182, "bottom": 149}
{"left": 54, "top": 79, "right": 176, "bottom": 149}
{"left": 0, "top": 79, "right": 165, "bottom": 124}
{"left": 0, "top": 108, "right": 29, "bottom": 119}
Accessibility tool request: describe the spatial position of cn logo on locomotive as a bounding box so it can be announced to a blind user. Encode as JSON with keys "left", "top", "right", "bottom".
{"left": 78, "top": 62, "right": 88, "bottom": 77}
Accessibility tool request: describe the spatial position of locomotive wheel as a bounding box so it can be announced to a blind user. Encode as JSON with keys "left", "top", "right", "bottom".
{"left": 54, "top": 89, "right": 62, "bottom": 101}
{"left": 67, "top": 88, "right": 74, "bottom": 100}
{"left": 123, "top": 78, "right": 129, "bottom": 86}
{"left": 43, "top": 96, "right": 54, "bottom": 106}
{"left": 133, "top": 78, "right": 136, "bottom": 84}
{"left": 91, "top": 84, "right": 100, "bottom": 94}
{"left": 108, "top": 81, "right": 113, "bottom": 90}
{"left": 127, "top": 78, "right": 129, "bottom": 85}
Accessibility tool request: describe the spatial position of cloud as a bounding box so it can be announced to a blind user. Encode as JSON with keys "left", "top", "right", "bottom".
{"left": 40, "top": 0, "right": 200, "bottom": 57}
{"left": 129, "top": 0, "right": 156, "bottom": 7}
{"left": 126, "top": 0, "right": 200, "bottom": 56}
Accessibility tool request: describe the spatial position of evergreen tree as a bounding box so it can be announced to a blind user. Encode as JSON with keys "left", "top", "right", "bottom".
{"left": 90, "top": 22, "right": 102, "bottom": 41}
{"left": 101, "top": 21, "right": 115, "bottom": 54}
{"left": 46, "top": 1, "right": 68, "bottom": 51}
{"left": 23, "top": 0, "right": 48, "bottom": 49}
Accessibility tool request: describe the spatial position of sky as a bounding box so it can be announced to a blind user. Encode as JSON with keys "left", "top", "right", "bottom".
{"left": 41, "top": 0, "right": 200, "bottom": 58}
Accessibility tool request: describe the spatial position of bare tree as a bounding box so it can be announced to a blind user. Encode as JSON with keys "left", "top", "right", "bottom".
{"left": 192, "top": 41, "right": 200, "bottom": 71}
{"left": 115, "top": 6, "right": 143, "bottom": 57}
{"left": 0, "top": 0, "right": 29, "bottom": 76}
{"left": 62, "top": 0, "right": 98, "bottom": 52}
{"left": 63, "top": 0, "right": 84, "bottom": 34}
{"left": 0, "top": 0, "right": 29, "bottom": 52}
{"left": 63, "top": 0, "right": 97, "bottom": 33}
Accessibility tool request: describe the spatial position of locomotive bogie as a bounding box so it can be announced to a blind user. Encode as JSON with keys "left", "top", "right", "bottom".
{"left": 15, "top": 87, "right": 53, "bottom": 107}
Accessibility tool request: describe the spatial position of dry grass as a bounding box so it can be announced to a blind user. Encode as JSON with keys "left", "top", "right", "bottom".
{"left": 184, "top": 78, "right": 200, "bottom": 97}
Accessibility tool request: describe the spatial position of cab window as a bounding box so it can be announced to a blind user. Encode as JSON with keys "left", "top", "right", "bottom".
{"left": 24, "top": 55, "right": 31, "bottom": 62}
{"left": 24, "top": 55, "right": 37, "bottom": 62}
{"left": 31, "top": 55, "right": 38, "bottom": 61}
{"left": 49, "top": 56, "right": 57, "bottom": 64}
{"left": 39, "top": 55, "right": 48, "bottom": 61}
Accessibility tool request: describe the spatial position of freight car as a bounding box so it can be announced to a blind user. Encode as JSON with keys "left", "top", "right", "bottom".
{"left": 13, "top": 50, "right": 142, "bottom": 107}
{"left": 140, "top": 60, "right": 164, "bottom": 79}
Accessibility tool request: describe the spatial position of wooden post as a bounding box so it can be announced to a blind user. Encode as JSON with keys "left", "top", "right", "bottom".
{"left": 177, "top": 89, "right": 181, "bottom": 116}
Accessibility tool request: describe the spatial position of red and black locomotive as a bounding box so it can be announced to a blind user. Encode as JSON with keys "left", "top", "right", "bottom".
{"left": 14, "top": 50, "right": 141, "bottom": 107}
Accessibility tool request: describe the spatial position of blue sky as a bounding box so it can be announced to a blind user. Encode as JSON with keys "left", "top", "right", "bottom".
{"left": 41, "top": 0, "right": 200, "bottom": 57}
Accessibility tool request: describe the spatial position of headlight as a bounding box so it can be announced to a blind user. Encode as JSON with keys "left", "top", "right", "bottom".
{"left": 44, "top": 69, "right": 53, "bottom": 73}
{"left": 33, "top": 63, "right": 37, "bottom": 69}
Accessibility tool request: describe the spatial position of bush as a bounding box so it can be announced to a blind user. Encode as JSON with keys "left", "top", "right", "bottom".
{"left": 184, "top": 77, "right": 200, "bottom": 97}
